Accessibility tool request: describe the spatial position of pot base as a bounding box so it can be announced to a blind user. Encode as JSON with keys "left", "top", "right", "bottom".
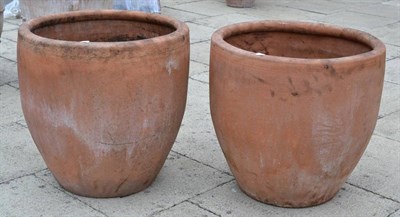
{"left": 238, "top": 185, "right": 339, "bottom": 208}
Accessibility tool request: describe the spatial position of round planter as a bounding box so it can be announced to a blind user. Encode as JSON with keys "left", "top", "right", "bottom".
{"left": 18, "top": 10, "right": 190, "bottom": 197}
{"left": 20, "top": 0, "right": 113, "bottom": 20}
{"left": 226, "top": 0, "right": 255, "bottom": 8}
{"left": 210, "top": 21, "right": 385, "bottom": 207}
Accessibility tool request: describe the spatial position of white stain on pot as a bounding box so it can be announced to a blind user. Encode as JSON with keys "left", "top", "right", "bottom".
{"left": 166, "top": 57, "right": 178, "bottom": 76}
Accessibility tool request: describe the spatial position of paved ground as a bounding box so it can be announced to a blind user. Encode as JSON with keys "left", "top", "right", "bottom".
{"left": 1, "top": 0, "right": 399, "bottom": 216}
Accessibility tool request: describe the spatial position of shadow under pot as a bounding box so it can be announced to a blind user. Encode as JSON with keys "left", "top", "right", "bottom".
{"left": 209, "top": 21, "right": 385, "bottom": 207}
{"left": 18, "top": 10, "right": 190, "bottom": 198}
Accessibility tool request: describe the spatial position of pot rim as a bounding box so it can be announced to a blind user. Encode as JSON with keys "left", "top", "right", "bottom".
{"left": 211, "top": 20, "right": 386, "bottom": 65}
{"left": 18, "top": 10, "right": 189, "bottom": 58}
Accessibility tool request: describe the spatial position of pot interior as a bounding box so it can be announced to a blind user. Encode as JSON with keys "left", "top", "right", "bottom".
{"left": 225, "top": 31, "right": 372, "bottom": 59}
{"left": 33, "top": 18, "right": 175, "bottom": 42}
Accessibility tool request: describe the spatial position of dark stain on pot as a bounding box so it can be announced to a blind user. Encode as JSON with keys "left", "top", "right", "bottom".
{"left": 270, "top": 90, "right": 275, "bottom": 97}
{"left": 291, "top": 92, "right": 299, "bottom": 96}
{"left": 325, "top": 64, "right": 343, "bottom": 80}
{"left": 251, "top": 74, "right": 266, "bottom": 84}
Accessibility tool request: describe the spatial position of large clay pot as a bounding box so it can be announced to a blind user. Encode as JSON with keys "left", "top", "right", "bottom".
{"left": 210, "top": 21, "right": 385, "bottom": 207}
{"left": 226, "top": 0, "right": 255, "bottom": 8}
{"left": 20, "top": 0, "right": 113, "bottom": 20}
{"left": 18, "top": 10, "right": 190, "bottom": 197}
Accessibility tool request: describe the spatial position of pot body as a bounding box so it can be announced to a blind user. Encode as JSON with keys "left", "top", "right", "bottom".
{"left": 18, "top": 10, "right": 189, "bottom": 197}
{"left": 226, "top": 0, "right": 255, "bottom": 8}
{"left": 210, "top": 21, "right": 385, "bottom": 207}
{"left": 20, "top": 0, "right": 113, "bottom": 20}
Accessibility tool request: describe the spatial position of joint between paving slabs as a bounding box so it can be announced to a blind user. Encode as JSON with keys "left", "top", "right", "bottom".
{"left": 372, "top": 133, "right": 400, "bottom": 144}
{"left": 0, "top": 54, "right": 17, "bottom": 63}
{"left": 171, "top": 150, "right": 233, "bottom": 177}
{"left": 387, "top": 206, "right": 400, "bottom": 217}
{"left": 0, "top": 168, "right": 47, "bottom": 185}
{"left": 162, "top": 4, "right": 210, "bottom": 17}
{"left": 189, "top": 76, "right": 209, "bottom": 84}
{"left": 33, "top": 172, "right": 110, "bottom": 217}
{"left": 187, "top": 200, "right": 221, "bottom": 217}
{"left": 148, "top": 179, "right": 234, "bottom": 217}
{"left": 346, "top": 181, "right": 400, "bottom": 204}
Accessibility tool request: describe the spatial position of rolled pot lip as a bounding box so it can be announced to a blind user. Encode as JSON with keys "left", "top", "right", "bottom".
{"left": 18, "top": 10, "right": 189, "bottom": 56}
{"left": 211, "top": 20, "right": 386, "bottom": 65}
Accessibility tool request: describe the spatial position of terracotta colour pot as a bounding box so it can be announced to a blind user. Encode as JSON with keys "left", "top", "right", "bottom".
{"left": 226, "top": 0, "right": 255, "bottom": 8}
{"left": 210, "top": 21, "right": 385, "bottom": 207}
{"left": 20, "top": 0, "right": 113, "bottom": 20}
{"left": 18, "top": 10, "right": 189, "bottom": 197}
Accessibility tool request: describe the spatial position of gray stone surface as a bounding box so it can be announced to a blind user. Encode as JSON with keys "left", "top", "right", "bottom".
{"left": 153, "top": 201, "right": 218, "bottom": 217}
{"left": 0, "top": 38, "right": 17, "bottom": 62}
{"left": 37, "top": 152, "right": 232, "bottom": 217}
{"left": 375, "top": 110, "right": 400, "bottom": 141}
{"left": 0, "top": 175, "right": 105, "bottom": 217}
{"left": 0, "top": 84, "right": 24, "bottom": 125}
{"left": 1, "top": 0, "right": 400, "bottom": 216}
{"left": 190, "top": 181, "right": 400, "bottom": 217}
{"left": 0, "top": 57, "right": 17, "bottom": 86}
{"left": 316, "top": 11, "right": 397, "bottom": 31}
{"left": 348, "top": 135, "right": 400, "bottom": 202}
{"left": 385, "top": 58, "right": 400, "bottom": 84}
{"left": 379, "top": 81, "right": 400, "bottom": 117}
{"left": 0, "top": 123, "right": 46, "bottom": 183}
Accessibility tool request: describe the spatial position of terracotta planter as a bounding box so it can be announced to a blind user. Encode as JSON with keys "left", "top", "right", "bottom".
{"left": 210, "top": 21, "right": 385, "bottom": 207}
{"left": 20, "top": 0, "right": 113, "bottom": 20}
{"left": 18, "top": 10, "right": 190, "bottom": 197}
{"left": 226, "top": 0, "right": 255, "bottom": 8}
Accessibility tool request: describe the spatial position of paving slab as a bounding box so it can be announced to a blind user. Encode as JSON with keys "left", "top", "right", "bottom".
{"left": 0, "top": 38, "right": 17, "bottom": 62}
{"left": 0, "top": 84, "right": 24, "bottom": 125}
{"left": 276, "top": 0, "right": 347, "bottom": 14}
{"left": 1, "top": 28, "right": 18, "bottom": 42}
{"left": 193, "top": 13, "right": 259, "bottom": 29}
{"left": 189, "top": 60, "right": 208, "bottom": 77}
{"left": 153, "top": 201, "right": 218, "bottom": 217}
{"left": 190, "top": 41, "right": 210, "bottom": 65}
{"left": 190, "top": 181, "right": 400, "bottom": 217}
{"left": 238, "top": 5, "right": 324, "bottom": 22}
{"left": 171, "top": 0, "right": 240, "bottom": 17}
{"left": 173, "top": 79, "right": 231, "bottom": 174}
{"left": 379, "top": 81, "right": 400, "bottom": 117}
{"left": 161, "top": 7, "right": 207, "bottom": 22}
{"left": 348, "top": 135, "right": 400, "bottom": 202}
{"left": 0, "top": 175, "right": 104, "bottom": 217}
{"left": 186, "top": 22, "right": 215, "bottom": 44}
{"left": 1, "top": 21, "right": 19, "bottom": 32}
{"left": 348, "top": 2, "right": 400, "bottom": 19}
{"left": 386, "top": 44, "right": 400, "bottom": 61}
{"left": 374, "top": 110, "right": 400, "bottom": 141}
{"left": 385, "top": 58, "right": 400, "bottom": 84}
{"left": 371, "top": 22, "right": 400, "bottom": 46}
{"left": 0, "top": 56, "right": 17, "bottom": 86}
{"left": 0, "top": 123, "right": 45, "bottom": 183}
{"left": 36, "top": 152, "right": 232, "bottom": 217}
{"left": 316, "top": 11, "right": 397, "bottom": 31}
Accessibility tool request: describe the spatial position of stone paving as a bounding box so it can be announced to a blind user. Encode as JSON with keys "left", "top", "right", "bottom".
{"left": 0, "top": 0, "right": 399, "bottom": 216}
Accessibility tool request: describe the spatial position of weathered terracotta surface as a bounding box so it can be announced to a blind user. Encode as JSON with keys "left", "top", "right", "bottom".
{"left": 18, "top": 10, "right": 189, "bottom": 197}
{"left": 210, "top": 21, "right": 385, "bottom": 207}
{"left": 20, "top": 0, "right": 113, "bottom": 20}
{"left": 226, "top": 0, "right": 255, "bottom": 8}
